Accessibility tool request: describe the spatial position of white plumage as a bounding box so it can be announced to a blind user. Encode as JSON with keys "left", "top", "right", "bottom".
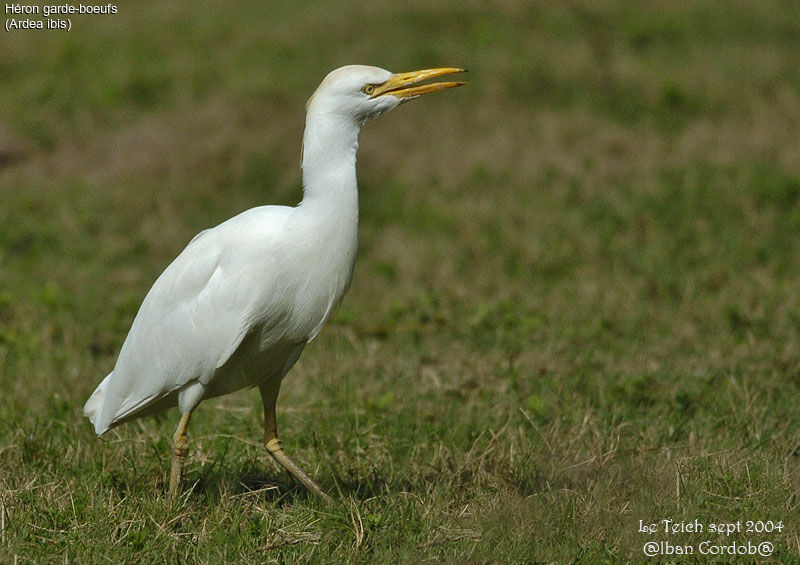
{"left": 84, "top": 65, "right": 466, "bottom": 499}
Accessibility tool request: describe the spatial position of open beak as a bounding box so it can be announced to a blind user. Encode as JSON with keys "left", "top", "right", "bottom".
{"left": 371, "top": 67, "right": 467, "bottom": 101}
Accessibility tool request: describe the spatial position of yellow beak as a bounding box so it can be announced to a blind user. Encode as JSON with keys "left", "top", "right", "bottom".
{"left": 370, "top": 67, "right": 467, "bottom": 101}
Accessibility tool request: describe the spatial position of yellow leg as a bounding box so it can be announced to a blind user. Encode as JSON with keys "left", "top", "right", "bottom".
{"left": 260, "top": 381, "right": 332, "bottom": 502}
{"left": 169, "top": 411, "right": 192, "bottom": 499}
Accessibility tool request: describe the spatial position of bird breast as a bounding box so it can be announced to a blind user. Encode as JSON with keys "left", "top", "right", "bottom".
{"left": 240, "top": 204, "right": 358, "bottom": 346}
{"left": 282, "top": 210, "right": 358, "bottom": 341}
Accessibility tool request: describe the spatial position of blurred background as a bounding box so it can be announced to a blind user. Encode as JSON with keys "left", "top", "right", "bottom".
{"left": 1, "top": 1, "right": 799, "bottom": 561}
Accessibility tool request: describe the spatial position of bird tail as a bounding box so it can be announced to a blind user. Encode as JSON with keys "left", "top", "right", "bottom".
{"left": 83, "top": 372, "right": 112, "bottom": 435}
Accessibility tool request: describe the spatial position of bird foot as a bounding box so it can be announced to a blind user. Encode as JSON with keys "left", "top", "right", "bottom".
{"left": 265, "top": 437, "right": 282, "bottom": 454}
{"left": 265, "top": 437, "right": 332, "bottom": 502}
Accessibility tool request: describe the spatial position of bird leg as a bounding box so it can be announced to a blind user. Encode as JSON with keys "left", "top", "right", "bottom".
{"left": 169, "top": 411, "right": 192, "bottom": 499}
{"left": 260, "top": 381, "right": 332, "bottom": 502}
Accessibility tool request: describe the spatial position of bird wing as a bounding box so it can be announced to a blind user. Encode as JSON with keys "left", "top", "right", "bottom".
{"left": 93, "top": 207, "right": 293, "bottom": 433}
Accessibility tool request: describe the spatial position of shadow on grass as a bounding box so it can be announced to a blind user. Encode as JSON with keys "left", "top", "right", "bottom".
{"left": 170, "top": 466, "right": 386, "bottom": 507}
{"left": 183, "top": 462, "right": 397, "bottom": 506}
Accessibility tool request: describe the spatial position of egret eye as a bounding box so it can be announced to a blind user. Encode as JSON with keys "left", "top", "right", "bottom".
{"left": 362, "top": 84, "right": 375, "bottom": 95}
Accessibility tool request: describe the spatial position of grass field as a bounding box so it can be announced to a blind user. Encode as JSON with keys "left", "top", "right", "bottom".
{"left": 2, "top": 1, "right": 800, "bottom": 562}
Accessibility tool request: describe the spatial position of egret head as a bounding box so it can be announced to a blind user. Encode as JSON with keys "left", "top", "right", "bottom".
{"left": 306, "top": 65, "right": 466, "bottom": 125}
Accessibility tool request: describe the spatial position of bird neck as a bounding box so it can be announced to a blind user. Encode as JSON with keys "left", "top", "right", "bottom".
{"left": 299, "top": 112, "right": 360, "bottom": 218}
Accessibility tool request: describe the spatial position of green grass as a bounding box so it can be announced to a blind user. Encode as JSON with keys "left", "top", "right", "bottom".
{"left": 2, "top": 0, "right": 800, "bottom": 562}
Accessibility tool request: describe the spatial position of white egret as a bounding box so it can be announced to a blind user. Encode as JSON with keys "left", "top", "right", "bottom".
{"left": 84, "top": 65, "right": 466, "bottom": 499}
